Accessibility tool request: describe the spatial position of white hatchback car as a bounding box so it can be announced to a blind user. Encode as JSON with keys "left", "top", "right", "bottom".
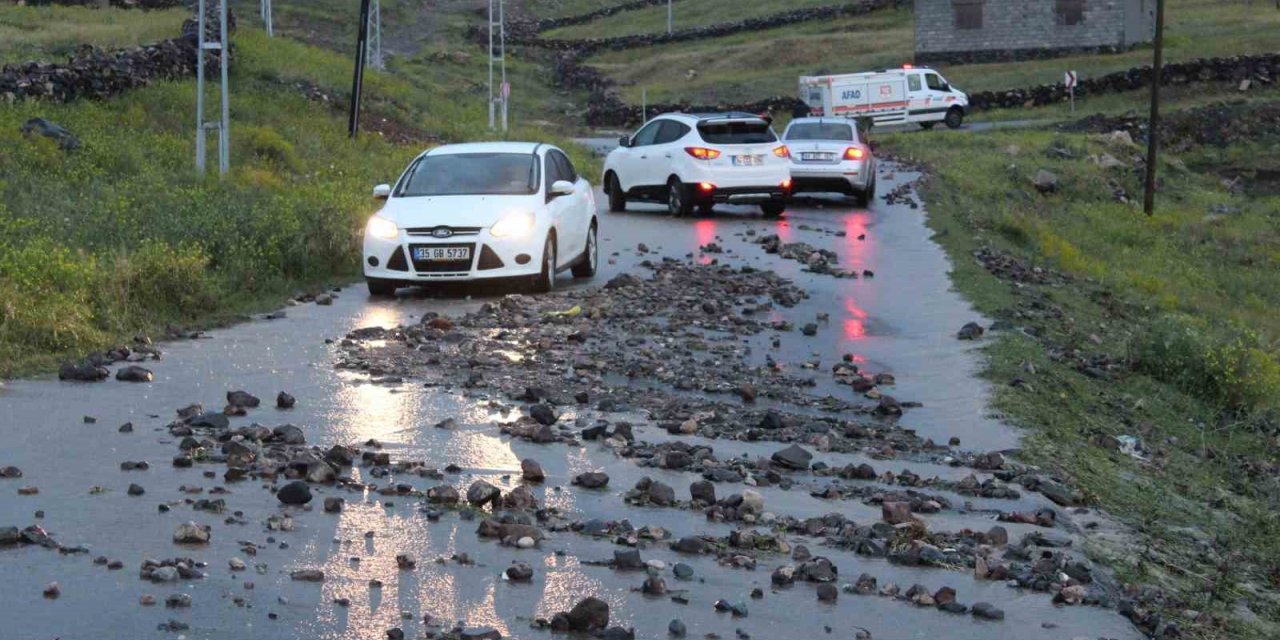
{"left": 362, "top": 142, "right": 597, "bottom": 296}
{"left": 603, "top": 112, "right": 792, "bottom": 217}
{"left": 782, "top": 117, "right": 877, "bottom": 206}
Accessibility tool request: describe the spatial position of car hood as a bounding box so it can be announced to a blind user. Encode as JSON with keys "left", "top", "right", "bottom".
{"left": 377, "top": 194, "right": 543, "bottom": 228}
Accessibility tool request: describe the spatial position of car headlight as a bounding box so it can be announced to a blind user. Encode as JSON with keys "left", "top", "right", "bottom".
{"left": 366, "top": 215, "right": 398, "bottom": 240}
{"left": 490, "top": 212, "right": 536, "bottom": 238}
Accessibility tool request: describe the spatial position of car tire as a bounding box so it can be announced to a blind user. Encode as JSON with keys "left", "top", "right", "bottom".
{"left": 667, "top": 178, "right": 693, "bottom": 217}
{"left": 367, "top": 278, "right": 398, "bottom": 297}
{"left": 532, "top": 234, "right": 556, "bottom": 293}
{"left": 607, "top": 173, "right": 626, "bottom": 212}
{"left": 919, "top": 122, "right": 935, "bottom": 131}
{"left": 760, "top": 200, "right": 785, "bottom": 218}
{"left": 944, "top": 108, "right": 964, "bottom": 129}
{"left": 571, "top": 223, "right": 597, "bottom": 278}
{"left": 866, "top": 175, "right": 877, "bottom": 203}
{"left": 697, "top": 202, "right": 714, "bottom": 216}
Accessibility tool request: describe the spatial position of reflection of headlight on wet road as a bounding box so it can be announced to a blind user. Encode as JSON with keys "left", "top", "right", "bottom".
{"left": 490, "top": 212, "right": 535, "bottom": 238}
{"left": 366, "top": 215, "right": 398, "bottom": 239}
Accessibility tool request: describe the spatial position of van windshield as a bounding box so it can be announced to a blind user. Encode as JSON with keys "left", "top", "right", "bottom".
{"left": 396, "top": 153, "right": 539, "bottom": 197}
{"left": 786, "top": 122, "right": 855, "bottom": 142}
{"left": 697, "top": 120, "right": 777, "bottom": 145}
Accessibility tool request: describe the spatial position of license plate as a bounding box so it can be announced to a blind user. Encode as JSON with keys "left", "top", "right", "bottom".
{"left": 412, "top": 246, "right": 470, "bottom": 261}
{"left": 732, "top": 155, "right": 763, "bottom": 167}
{"left": 802, "top": 152, "right": 834, "bottom": 161}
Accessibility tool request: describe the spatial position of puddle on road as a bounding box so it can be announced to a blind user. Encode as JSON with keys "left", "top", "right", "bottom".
{"left": 0, "top": 169, "right": 1136, "bottom": 639}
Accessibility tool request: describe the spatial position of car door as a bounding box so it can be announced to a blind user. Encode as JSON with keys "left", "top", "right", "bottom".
{"left": 923, "top": 72, "right": 950, "bottom": 122}
{"left": 649, "top": 120, "right": 691, "bottom": 187}
{"left": 617, "top": 120, "right": 663, "bottom": 194}
{"left": 542, "top": 151, "right": 573, "bottom": 268}
{"left": 550, "top": 149, "right": 587, "bottom": 261}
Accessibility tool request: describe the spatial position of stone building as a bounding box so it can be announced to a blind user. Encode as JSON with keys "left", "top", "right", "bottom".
{"left": 913, "top": 0, "right": 1156, "bottom": 63}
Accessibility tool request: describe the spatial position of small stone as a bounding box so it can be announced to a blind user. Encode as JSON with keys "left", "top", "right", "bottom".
{"left": 324, "top": 497, "right": 344, "bottom": 513}
{"left": 566, "top": 596, "right": 610, "bottom": 632}
{"left": 276, "top": 480, "right": 312, "bottom": 505}
{"left": 816, "top": 583, "right": 838, "bottom": 602}
{"left": 277, "top": 392, "right": 296, "bottom": 409}
{"left": 668, "top": 619, "right": 687, "bottom": 637}
{"left": 521, "top": 458, "right": 545, "bottom": 482}
{"left": 516, "top": 536, "right": 536, "bottom": 549}
{"left": 506, "top": 562, "right": 533, "bottom": 582}
{"left": 229, "top": 557, "right": 246, "bottom": 571}
{"left": 173, "top": 522, "right": 211, "bottom": 544}
{"left": 290, "top": 569, "right": 325, "bottom": 582}
{"left": 43, "top": 582, "right": 60, "bottom": 598}
{"left": 971, "top": 602, "right": 1005, "bottom": 620}
{"left": 127, "top": 483, "right": 145, "bottom": 496}
{"left": 573, "top": 471, "right": 609, "bottom": 489}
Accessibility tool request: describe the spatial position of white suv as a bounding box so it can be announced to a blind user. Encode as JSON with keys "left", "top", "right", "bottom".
{"left": 603, "top": 112, "right": 792, "bottom": 217}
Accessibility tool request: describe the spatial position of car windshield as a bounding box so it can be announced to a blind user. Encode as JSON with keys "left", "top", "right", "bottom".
{"left": 697, "top": 120, "right": 777, "bottom": 145}
{"left": 786, "top": 122, "right": 855, "bottom": 142}
{"left": 396, "top": 152, "right": 539, "bottom": 197}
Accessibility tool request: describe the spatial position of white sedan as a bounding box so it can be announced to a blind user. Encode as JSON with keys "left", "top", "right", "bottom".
{"left": 362, "top": 142, "right": 598, "bottom": 296}
{"left": 782, "top": 117, "right": 877, "bottom": 206}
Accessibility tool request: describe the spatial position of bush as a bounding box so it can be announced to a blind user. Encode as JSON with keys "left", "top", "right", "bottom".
{"left": 1130, "top": 314, "right": 1280, "bottom": 415}
{"left": 245, "top": 126, "right": 300, "bottom": 171}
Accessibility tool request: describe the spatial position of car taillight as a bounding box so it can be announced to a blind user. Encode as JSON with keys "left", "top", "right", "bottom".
{"left": 781, "top": 178, "right": 792, "bottom": 190}
{"left": 698, "top": 182, "right": 715, "bottom": 192}
{"left": 772, "top": 145, "right": 791, "bottom": 158}
{"left": 685, "top": 147, "right": 721, "bottom": 160}
{"left": 844, "top": 147, "right": 866, "bottom": 160}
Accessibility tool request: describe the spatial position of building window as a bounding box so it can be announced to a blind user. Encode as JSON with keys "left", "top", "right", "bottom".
{"left": 1056, "top": 0, "right": 1085, "bottom": 25}
{"left": 953, "top": 0, "right": 983, "bottom": 30}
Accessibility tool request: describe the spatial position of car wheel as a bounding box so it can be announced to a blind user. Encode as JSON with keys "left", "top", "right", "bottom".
{"left": 607, "top": 173, "right": 626, "bottom": 212}
{"left": 532, "top": 234, "right": 556, "bottom": 293}
{"left": 944, "top": 108, "right": 964, "bottom": 129}
{"left": 760, "top": 200, "right": 785, "bottom": 218}
{"left": 697, "top": 202, "right": 714, "bottom": 216}
{"left": 571, "top": 223, "right": 597, "bottom": 278}
{"left": 667, "top": 178, "right": 693, "bottom": 217}
{"left": 366, "top": 278, "right": 398, "bottom": 297}
{"left": 919, "top": 122, "right": 935, "bottom": 131}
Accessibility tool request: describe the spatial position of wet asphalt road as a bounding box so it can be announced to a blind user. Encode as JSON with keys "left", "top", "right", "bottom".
{"left": 0, "top": 168, "right": 1140, "bottom": 640}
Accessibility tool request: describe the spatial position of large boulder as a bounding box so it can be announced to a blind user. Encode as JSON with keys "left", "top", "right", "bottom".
{"left": 276, "top": 481, "right": 312, "bottom": 505}
{"left": 566, "top": 596, "right": 609, "bottom": 632}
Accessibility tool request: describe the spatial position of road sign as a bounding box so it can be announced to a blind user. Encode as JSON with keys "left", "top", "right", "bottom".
{"left": 501, "top": 82, "right": 511, "bottom": 99}
{"left": 1064, "top": 70, "right": 1078, "bottom": 112}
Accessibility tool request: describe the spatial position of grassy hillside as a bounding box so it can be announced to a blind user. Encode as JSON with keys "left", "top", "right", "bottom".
{"left": 573, "top": 0, "right": 1280, "bottom": 108}
{"left": 542, "top": 0, "right": 840, "bottom": 39}
{"left": 0, "top": 3, "right": 188, "bottom": 64}
{"left": 881, "top": 106, "right": 1280, "bottom": 639}
{"left": 0, "top": 4, "right": 597, "bottom": 375}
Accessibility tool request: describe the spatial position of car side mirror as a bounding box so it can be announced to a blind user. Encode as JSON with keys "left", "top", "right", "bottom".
{"left": 550, "top": 180, "right": 576, "bottom": 197}
{"left": 618, "top": 135, "right": 631, "bottom": 148}
{"left": 373, "top": 184, "right": 392, "bottom": 199}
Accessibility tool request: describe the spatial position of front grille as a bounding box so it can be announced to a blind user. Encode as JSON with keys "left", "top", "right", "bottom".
{"left": 477, "top": 244, "right": 504, "bottom": 271}
{"left": 409, "top": 243, "right": 475, "bottom": 273}
{"left": 404, "top": 226, "right": 482, "bottom": 238}
{"left": 386, "top": 246, "right": 409, "bottom": 271}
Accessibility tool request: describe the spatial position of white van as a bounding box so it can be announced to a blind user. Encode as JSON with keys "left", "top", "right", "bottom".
{"left": 799, "top": 66, "right": 969, "bottom": 130}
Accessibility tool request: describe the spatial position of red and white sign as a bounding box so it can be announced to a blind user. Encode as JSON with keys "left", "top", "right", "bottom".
{"left": 1064, "top": 71, "right": 1078, "bottom": 88}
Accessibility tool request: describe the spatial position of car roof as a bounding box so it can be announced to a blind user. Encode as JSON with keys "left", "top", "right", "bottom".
{"left": 424, "top": 141, "right": 550, "bottom": 156}
{"left": 654, "top": 111, "right": 768, "bottom": 123}
{"left": 787, "top": 117, "right": 855, "bottom": 126}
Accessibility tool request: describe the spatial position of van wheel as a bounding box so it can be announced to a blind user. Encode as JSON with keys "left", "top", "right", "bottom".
{"left": 667, "top": 178, "right": 693, "bottom": 217}
{"left": 607, "top": 173, "right": 626, "bottom": 212}
{"left": 919, "top": 122, "right": 935, "bottom": 131}
{"left": 367, "top": 278, "right": 398, "bottom": 297}
{"left": 944, "top": 108, "right": 964, "bottom": 129}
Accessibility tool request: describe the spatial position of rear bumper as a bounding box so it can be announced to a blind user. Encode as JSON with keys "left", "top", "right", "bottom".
{"left": 697, "top": 185, "right": 789, "bottom": 204}
{"left": 790, "top": 161, "right": 869, "bottom": 193}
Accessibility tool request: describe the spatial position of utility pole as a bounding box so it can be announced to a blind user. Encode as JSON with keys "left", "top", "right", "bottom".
{"left": 488, "top": 0, "right": 508, "bottom": 131}
{"left": 349, "top": 0, "right": 372, "bottom": 137}
{"left": 667, "top": 0, "right": 673, "bottom": 35}
{"left": 195, "top": 0, "right": 230, "bottom": 175}
{"left": 367, "top": 0, "right": 383, "bottom": 70}
{"left": 260, "top": 0, "right": 273, "bottom": 37}
{"left": 1142, "top": 0, "right": 1165, "bottom": 216}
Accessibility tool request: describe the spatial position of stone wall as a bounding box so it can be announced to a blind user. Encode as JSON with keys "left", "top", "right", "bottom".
{"left": 913, "top": 0, "right": 1154, "bottom": 58}
{"left": 16, "top": 0, "right": 186, "bottom": 8}
{"left": 0, "top": 6, "right": 232, "bottom": 104}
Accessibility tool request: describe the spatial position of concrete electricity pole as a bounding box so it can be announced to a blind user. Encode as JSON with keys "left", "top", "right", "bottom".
{"left": 1142, "top": 0, "right": 1165, "bottom": 216}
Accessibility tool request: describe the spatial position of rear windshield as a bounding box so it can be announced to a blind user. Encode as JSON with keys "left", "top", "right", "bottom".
{"left": 696, "top": 120, "right": 778, "bottom": 145}
{"left": 396, "top": 152, "right": 539, "bottom": 197}
{"left": 786, "top": 122, "right": 855, "bottom": 142}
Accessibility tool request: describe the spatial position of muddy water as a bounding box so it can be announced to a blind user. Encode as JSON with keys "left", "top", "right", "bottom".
{"left": 0, "top": 169, "right": 1138, "bottom": 639}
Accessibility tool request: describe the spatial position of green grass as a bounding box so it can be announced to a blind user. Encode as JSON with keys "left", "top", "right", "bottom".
{"left": 0, "top": 6, "right": 599, "bottom": 376}
{"left": 542, "top": 0, "right": 841, "bottom": 39}
{"left": 0, "top": 4, "right": 188, "bottom": 65}
{"left": 582, "top": 0, "right": 1280, "bottom": 106}
{"left": 880, "top": 108, "right": 1280, "bottom": 638}
{"left": 523, "top": 0, "right": 632, "bottom": 20}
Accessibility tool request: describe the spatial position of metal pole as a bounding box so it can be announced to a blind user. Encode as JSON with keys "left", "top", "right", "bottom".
{"left": 642, "top": 88, "right": 647, "bottom": 121}
{"left": 488, "top": 0, "right": 495, "bottom": 129}
{"left": 261, "top": 0, "right": 273, "bottom": 37}
{"left": 1142, "top": 0, "right": 1164, "bottom": 216}
{"left": 367, "top": 0, "right": 382, "bottom": 70}
{"left": 499, "top": 0, "right": 508, "bottom": 132}
{"left": 196, "top": 0, "right": 206, "bottom": 175}
{"left": 217, "top": 0, "right": 229, "bottom": 175}
{"left": 349, "top": 0, "right": 372, "bottom": 137}
{"left": 667, "top": 0, "right": 672, "bottom": 35}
